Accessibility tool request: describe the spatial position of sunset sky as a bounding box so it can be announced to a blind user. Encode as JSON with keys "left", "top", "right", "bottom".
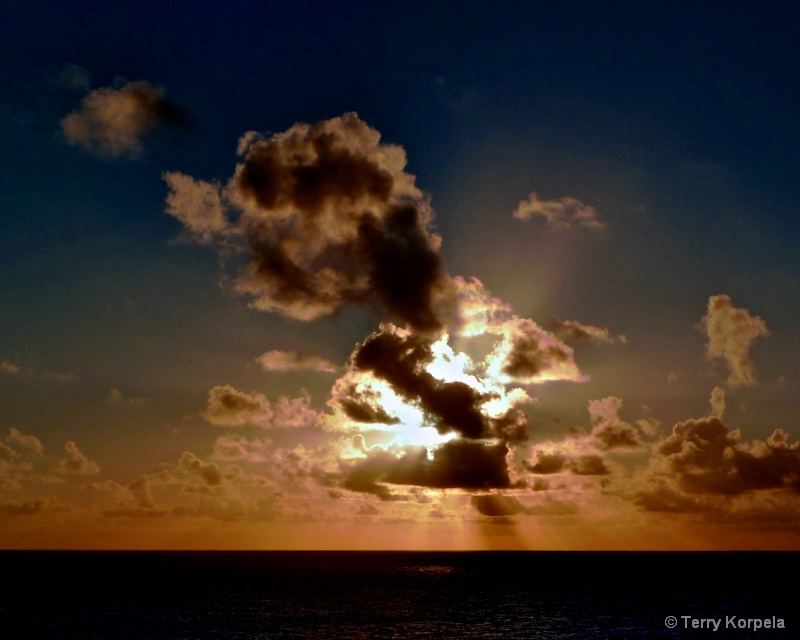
{"left": 2, "top": 1, "right": 800, "bottom": 550}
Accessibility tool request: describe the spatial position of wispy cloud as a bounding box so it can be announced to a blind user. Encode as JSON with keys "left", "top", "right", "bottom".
{"left": 548, "top": 318, "right": 625, "bottom": 344}
{"left": 256, "top": 350, "right": 337, "bottom": 373}
{"left": 512, "top": 192, "right": 604, "bottom": 230}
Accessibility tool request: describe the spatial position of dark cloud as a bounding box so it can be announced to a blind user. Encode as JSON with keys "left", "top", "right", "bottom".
{"left": 588, "top": 397, "right": 641, "bottom": 450}
{"left": 471, "top": 493, "right": 529, "bottom": 517}
{"left": 656, "top": 418, "right": 800, "bottom": 495}
{"left": 524, "top": 450, "right": 610, "bottom": 476}
{"left": 61, "top": 80, "right": 188, "bottom": 157}
{"left": 0, "top": 498, "right": 50, "bottom": 516}
{"left": 338, "top": 396, "right": 400, "bottom": 425}
{"left": 525, "top": 452, "right": 568, "bottom": 475}
{"left": 490, "top": 317, "right": 584, "bottom": 384}
{"left": 166, "top": 113, "right": 452, "bottom": 331}
{"left": 202, "top": 385, "right": 319, "bottom": 429}
{"left": 572, "top": 455, "right": 611, "bottom": 476}
{"left": 350, "top": 325, "right": 524, "bottom": 441}
{"left": 501, "top": 320, "right": 570, "bottom": 379}
{"left": 177, "top": 452, "right": 224, "bottom": 487}
{"left": 342, "top": 440, "right": 513, "bottom": 498}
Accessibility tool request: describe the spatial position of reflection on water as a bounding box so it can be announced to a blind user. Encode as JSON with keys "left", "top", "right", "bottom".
{"left": 3, "top": 552, "right": 796, "bottom": 639}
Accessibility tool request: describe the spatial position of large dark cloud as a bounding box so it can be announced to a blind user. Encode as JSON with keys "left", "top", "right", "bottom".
{"left": 353, "top": 327, "right": 486, "bottom": 439}
{"left": 524, "top": 451, "right": 610, "bottom": 476}
{"left": 656, "top": 418, "right": 800, "bottom": 495}
{"left": 165, "top": 113, "right": 452, "bottom": 331}
{"left": 471, "top": 493, "right": 529, "bottom": 516}
{"left": 341, "top": 439, "right": 513, "bottom": 499}
{"left": 588, "top": 397, "right": 641, "bottom": 450}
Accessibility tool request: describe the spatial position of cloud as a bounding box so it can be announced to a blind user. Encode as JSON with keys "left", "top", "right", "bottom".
{"left": 162, "top": 172, "right": 228, "bottom": 244}
{"left": 487, "top": 317, "right": 586, "bottom": 385}
{"left": 256, "top": 350, "right": 337, "bottom": 373}
{"left": 165, "top": 112, "right": 452, "bottom": 331}
{"left": 709, "top": 386, "right": 726, "bottom": 418}
{"left": 700, "top": 294, "right": 770, "bottom": 386}
{"left": 341, "top": 439, "right": 514, "bottom": 497}
{"left": 471, "top": 493, "right": 529, "bottom": 516}
{"left": 655, "top": 418, "right": 800, "bottom": 496}
{"left": 350, "top": 326, "right": 495, "bottom": 440}
{"left": 202, "top": 385, "right": 319, "bottom": 429}
{"left": 340, "top": 323, "right": 531, "bottom": 442}
{"left": 128, "top": 476, "right": 158, "bottom": 510}
{"left": 633, "top": 483, "right": 707, "bottom": 513}
{"left": 1, "top": 360, "right": 20, "bottom": 374}
{"left": 61, "top": 80, "right": 187, "bottom": 157}
{"left": 451, "top": 280, "right": 585, "bottom": 385}
{"left": 55, "top": 441, "right": 100, "bottom": 475}
{"left": 524, "top": 450, "right": 611, "bottom": 476}
{"left": 0, "top": 459, "right": 34, "bottom": 490}
{"left": 547, "top": 318, "right": 625, "bottom": 344}
{"left": 512, "top": 192, "right": 604, "bottom": 230}
{"left": 588, "top": 396, "right": 641, "bottom": 450}
{"left": 212, "top": 434, "right": 273, "bottom": 462}
{"left": 202, "top": 385, "right": 272, "bottom": 427}
{"left": 177, "top": 451, "right": 223, "bottom": 487}
{"left": 7, "top": 428, "right": 43, "bottom": 456}
{"left": 0, "top": 497, "right": 61, "bottom": 516}
{"left": 522, "top": 398, "right": 641, "bottom": 477}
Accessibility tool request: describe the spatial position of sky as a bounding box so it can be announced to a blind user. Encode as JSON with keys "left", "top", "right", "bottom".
{"left": 1, "top": 0, "right": 800, "bottom": 550}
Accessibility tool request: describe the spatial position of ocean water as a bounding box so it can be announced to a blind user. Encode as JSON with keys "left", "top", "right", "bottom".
{"left": 2, "top": 552, "right": 796, "bottom": 639}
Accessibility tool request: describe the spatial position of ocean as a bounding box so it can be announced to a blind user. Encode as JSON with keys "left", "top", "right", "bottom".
{"left": 2, "top": 552, "right": 796, "bottom": 639}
